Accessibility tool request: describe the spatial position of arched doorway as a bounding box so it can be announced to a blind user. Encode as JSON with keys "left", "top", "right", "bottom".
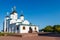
{"left": 16, "top": 25, "right": 19, "bottom": 33}
{"left": 28, "top": 27, "right": 33, "bottom": 33}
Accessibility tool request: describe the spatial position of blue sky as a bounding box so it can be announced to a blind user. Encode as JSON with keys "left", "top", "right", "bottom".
{"left": 0, "top": 0, "right": 60, "bottom": 31}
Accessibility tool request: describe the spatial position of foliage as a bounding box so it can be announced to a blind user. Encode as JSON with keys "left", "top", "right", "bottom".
{"left": 44, "top": 25, "right": 53, "bottom": 32}
{"left": 53, "top": 25, "right": 60, "bottom": 33}
{"left": 0, "top": 32, "right": 4, "bottom": 36}
{"left": 40, "top": 25, "right": 60, "bottom": 33}
{"left": 0, "top": 32, "right": 15, "bottom": 36}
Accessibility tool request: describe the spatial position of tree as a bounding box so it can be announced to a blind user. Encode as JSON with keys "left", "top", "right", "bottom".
{"left": 53, "top": 25, "right": 60, "bottom": 33}
{"left": 44, "top": 25, "right": 53, "bottom": 32}
{"left": 39, "top": 25, "right": 60, "bottom": 33}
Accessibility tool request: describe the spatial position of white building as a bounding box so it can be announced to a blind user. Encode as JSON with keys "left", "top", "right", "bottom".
{"left": 3, "top": 6, "right": 39, "bottom": 33}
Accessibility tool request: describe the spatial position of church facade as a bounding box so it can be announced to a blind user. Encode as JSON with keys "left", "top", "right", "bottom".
{"left": 3, "top": 6, "right": 39, "bottom": 33}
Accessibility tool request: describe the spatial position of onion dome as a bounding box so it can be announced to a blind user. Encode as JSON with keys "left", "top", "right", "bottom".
{"left": 20, "top": 14, "right": 24, "bottom": 16}
{"left": 11, "top": 10, "right": 17, "bottom": 14}
{"left": 10, "top": 6, "right": 17, "bottom": 14}
{"left": 6, "top": 16, "right": 9, "bottom": 17}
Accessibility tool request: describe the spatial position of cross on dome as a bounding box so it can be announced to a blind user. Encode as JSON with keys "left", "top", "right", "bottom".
{"left": 11, "top": 6, "right": 17, "bottom": 14}
{"left": 20, "top": 10, "right": 24, "bottom": 16}
{"left": 6, "top": 12, "right": 9, "bottom": 17}
{"left": 7, "top": 12, "right": 9, "bottom": 15}
{"left": 12, "top": 6, "right": 16, "bottom": 11}
{"left": 21, "top": 10, "right": 23, "bottom": 13}
{"left": 13, "top": 6, "right": 16, "bottom": 11}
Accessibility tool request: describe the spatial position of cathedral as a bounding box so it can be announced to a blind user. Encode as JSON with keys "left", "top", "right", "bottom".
{"left": 3, "top": 6, "right": 39, "bottom": 33}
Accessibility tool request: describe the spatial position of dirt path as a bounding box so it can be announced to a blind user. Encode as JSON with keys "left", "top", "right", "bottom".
{"left": 0, "top": 36, "right": 59, "bottom": 40}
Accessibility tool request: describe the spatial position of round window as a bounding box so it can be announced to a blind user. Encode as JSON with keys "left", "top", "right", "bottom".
{"left": 23, "top": 26, "right": 25, "bottom": 30}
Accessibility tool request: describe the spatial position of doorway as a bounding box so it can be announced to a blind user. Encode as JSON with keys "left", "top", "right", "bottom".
{"left": 16, "top": 25, "right": 19, "bottom": 33}
{"left": 28, "top": 27, "right": 33, "bottom": 33}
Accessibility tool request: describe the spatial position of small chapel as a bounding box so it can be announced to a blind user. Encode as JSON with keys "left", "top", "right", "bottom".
{"left": 3, "top": 6, "right": 39, "bottom": 33}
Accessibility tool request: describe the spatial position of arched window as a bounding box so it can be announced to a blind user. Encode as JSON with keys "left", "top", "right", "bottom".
{"left": 35, "top": 27, "right": 36, "bottom": 30}
{"left": 23, "top": 26, "right": 25, "bottom": 30}
{"left": 34, "top": 27, "right": 37, "bottom": 32}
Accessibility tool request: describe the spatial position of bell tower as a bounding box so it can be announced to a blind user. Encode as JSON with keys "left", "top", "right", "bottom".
{"left": 4, "top": 12, "right": 10, "bottom": 32}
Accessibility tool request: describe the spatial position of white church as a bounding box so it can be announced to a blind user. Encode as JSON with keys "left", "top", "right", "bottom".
{"left": 3, "top": 6, "right": 39, "bottom": 33}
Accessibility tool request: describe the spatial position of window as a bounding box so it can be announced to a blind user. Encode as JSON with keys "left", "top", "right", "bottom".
{"left": 23, "top": 26, "right": 25, "bottom": 30}
{"left": 34, "top": 27, "right": 37, "bottom": 32}
{"left": 35, "top": 27, "right": 36, "bottom": 30}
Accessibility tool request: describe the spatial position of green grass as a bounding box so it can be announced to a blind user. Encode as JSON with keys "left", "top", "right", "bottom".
{"left": 0, "top": 32, "right": 15, "bottom": 36}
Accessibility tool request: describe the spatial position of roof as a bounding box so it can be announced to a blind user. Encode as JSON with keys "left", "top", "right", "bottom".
{"left": 6, "top": 16, "right": 9, "bottom": 17}
{"left": 20, "top": 14, "right": 24, "bottom": 16}
{"left": 19, "top": 24, "right": 37, "bottom": 26}
{"left": 10, "top": 10, "right": 17, "bottom": 15}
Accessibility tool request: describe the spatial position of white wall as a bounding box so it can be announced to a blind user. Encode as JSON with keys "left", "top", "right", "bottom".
{"left": 30, "top": 26, "right": 39, "bottom": 32}
{"left": 10, "top": 13, "right": 18, "bottom": 20}
{"left": 10, "top": 20, "right": 16, "bottom": 24}
{"left": 20, "top": 25, "right": 29, "bottom": 33}
{"left": 20, "top": 25, "right": 39, "bottom": 33}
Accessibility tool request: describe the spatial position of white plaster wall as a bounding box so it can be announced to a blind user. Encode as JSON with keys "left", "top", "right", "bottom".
{"left": 16, "top": 19, "right": 22, "bottom": 22}
{"left": 20, "top": 16, "right": 24, "bottom": 21}
{"left": 13, "top": 13, "right": 18, "bottom": 20}
{"left": 22, "top": 20, "right": 30, "bottom": 24}
{"left": 8, "top": 27, "right": 11, "bottom": 33}
{"left": 20, "top": 25, "right": 39, "bottom": 33}
{"left": 20, "top": 25, "right": 29, "bottom": 33}
{"left": 4, "top": 18, "right": 10, "bottom": 32}
{"left": 10, "top": 14, "right": 14, "bottom": 19}
{"left": 10, "top": 13, "right": 18, "bottom": 20}
{"left": 30, "top": 26, "right": 39, "bottom": 32}
{"left": 4, "top": 19, "right": 6, "bottom": 32}
{"left": 36, "top": 26, "right": 39, "bottom": 32}
{"left": 10, "top": 20, "right": 16, "bottom": 24}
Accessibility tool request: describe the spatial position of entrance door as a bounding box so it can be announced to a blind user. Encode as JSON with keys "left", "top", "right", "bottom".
{"left": 16, "top": 25, "right": 19, "bottom": 33}
{"left": 28, "top": 27, "right": 32, "bottom": 33}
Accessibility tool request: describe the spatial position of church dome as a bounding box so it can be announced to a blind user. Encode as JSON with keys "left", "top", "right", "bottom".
{"left": 22, "top": 20, "right": 30, "bottom": 24}
{"left": 5, "top": 16, "right": 9, "bottom": 20}
{"left": 6, "top": 16, "right": 9, "bottom": 17}
{"left": 11, "top": 10, "right": 17, "bottom": 14}
{"left": 16, "top": 19, "right": 22, "bottom": 22}
{"left": 10, "top": 6, "right": 17, "bottom": 15}
{"left": 20, "top": 14, "right": 24, "bottom": 16}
